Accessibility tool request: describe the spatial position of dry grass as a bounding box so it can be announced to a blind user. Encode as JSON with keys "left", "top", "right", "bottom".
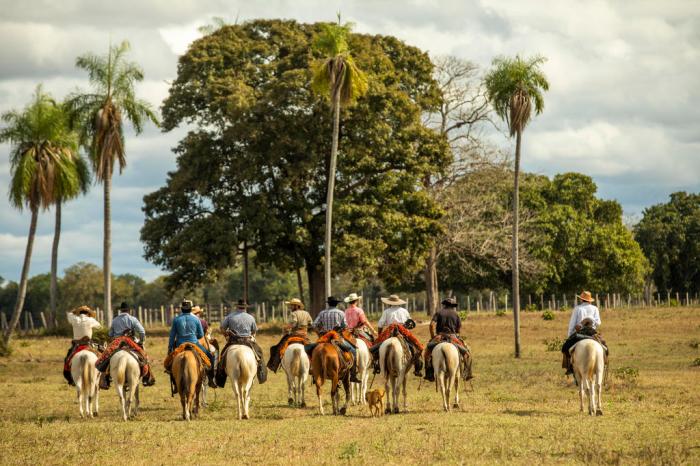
{"left": 0, "top": 307, "right": 698, "bottom": 465}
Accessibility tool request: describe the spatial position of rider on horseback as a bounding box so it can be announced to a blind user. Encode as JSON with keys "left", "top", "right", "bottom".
{"left": 96, "top": 302, "right": 156, "bottom": 389}
{"left": 369, "top": 294, "right": 424, "bottom": 375}
{"left": 343, "top": 293, "right": 377, "bottom": 343}
{"left": 216, "top": 299, "right": 267, "bottom": 386}
{"left": 561, "top": 291, "right": 608, "bottom": 375}
{"left": 191, "top": 305, "right": 209, "bottom": 334}
{"left": 267, "top": 298, "right": 313, "bottom": 373}
{"left": 63, "top": 306, "right": 102, "bottom": 385}
{"left": 423, "top": 297, "right": 473, "bottom": 382}
{"left": 164, "top": 300, "right": 217, "bottom": 389}
{"left": 304, "top": 296, "right": 361, "bottom": 383}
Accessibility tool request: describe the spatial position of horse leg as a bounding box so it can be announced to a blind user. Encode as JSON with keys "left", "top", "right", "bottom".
{"left": 116, "top": 385, "right": 128, "bottom": 421}
{"left": 439, "top": 370, "right": 448, "bottom": 412}
{"left": 286, "top": 368, "right": 294, "bottom": 406}
{"left": 453, "top": 370, "right": 460, "bottom": 410}
{"left": 92, "top": 378, "right": 100, "bottom": 416}
{"left": 243, "top": 375, "right": 253, "bottom": 420}
{"left": 596, "top": 373, "right": 604, "bottom": 416}
{"left": 341, "top": 376, "right": 350, "bottom": 415}
{"left": 76, "top": 381, "right": 84, "bottom": 418}
{"left": 384, "top": 378, "right": 391, "bottom": 415}
{"left": 400, "top": 371, "right": 407, "bottom": 413}
{"left": 316, "top": 376, "right": 324, "bottom": 415}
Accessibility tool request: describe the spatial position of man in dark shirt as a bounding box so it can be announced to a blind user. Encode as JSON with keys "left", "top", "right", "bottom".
{"left": 423, "top": 297, "right": 473, "bottom": 382}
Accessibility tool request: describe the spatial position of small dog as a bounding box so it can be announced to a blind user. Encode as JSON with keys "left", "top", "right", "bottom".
{"left": 365, "top": 388, "right": 385, "bottom": 417}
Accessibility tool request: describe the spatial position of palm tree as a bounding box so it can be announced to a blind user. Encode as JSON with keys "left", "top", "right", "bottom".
{"left": 311, "top": 20, "right": 368, "bottom": 297}
{"left": 49, "top": 137, "right": 90, "bottom": 328}
{"left": 66, "top": 40, "right": 158, "bottom": 326}
{"left": 484, "top": 55, "right": 549, "bottom": 358}
{"left": 1, "top": 86, "right": 79, "bottom": 346}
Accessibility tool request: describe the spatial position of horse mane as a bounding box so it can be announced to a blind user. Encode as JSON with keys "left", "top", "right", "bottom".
{"left": 317, "top": 330, "right": 341, "bottom": 344}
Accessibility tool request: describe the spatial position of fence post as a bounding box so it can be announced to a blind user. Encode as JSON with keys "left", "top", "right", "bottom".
{"left": 0, "top": 312, "right": 7, "bottom": 330}
{"left": 504, "top": 293, "right": 508, "bottom": 312}
{"left": 466, "top": 296, "right": 470, "bottom": 312}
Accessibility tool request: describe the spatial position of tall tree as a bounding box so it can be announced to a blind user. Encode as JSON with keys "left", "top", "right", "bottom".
{"left": 484, "top": 55, "right": 549, "bottom": 358}
{"left": 67, "top": 40, "right": 158, "bottom": 325}
{"left": 143, "top": 20, "right": 448, "bottom": 314}
{"left": 1, "top": 86, "right": 78, "bottom": 346}
{"left": 49, "top": 120, "right": 90, "bottom": 328}
{"left": 311, "top": 20, "right": 368, "bottom": 298}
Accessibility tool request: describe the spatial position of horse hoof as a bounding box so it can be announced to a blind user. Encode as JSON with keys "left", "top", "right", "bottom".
{"left": 242, "top": 414, "right": 249, "bottom": 420}
{"left": 288, "top": 398, "right": 294, "bottom": 406}
{"left": 384, "top": 408, "right": 391, "bottom": 415}
{"left": 393, "top": 407, "right": 399, "bottom": 414}
{"left": 596, "top": 409, "right": 603, "bottom": 416}
{"left": 301, "top": 402, "right": 307, "bottom": 408}
{"left": 340, "top": 407, "right": 347, "bottom": 415}
{"left": 453, "top": 403, "right": 460, "bottom": 409}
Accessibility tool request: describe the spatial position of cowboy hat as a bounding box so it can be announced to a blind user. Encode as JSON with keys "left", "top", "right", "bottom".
{"left": 381, "top": 294, "right": 406, "bottom": 306}
{"left": 578, "top": 291, "right": 595, "bottom": 303}
{"left": 344, "top": 293, "right": 362, "bottom": 303}
{"left": 118, "top": 302, "right": 130, "bottom": 312}
{"left": 404, "top": 318, "right": 416, "bottom": 329}
{"left": 441, "top": 297, "right": 458, "bottom": 308}
{"left": 191, "top": 305, "right": 203, "bottom": 315}
{"left": 181, "top": 299, "right": 193, "bottom": 311}
{"left": 236, "top": 298, "right": 250, "bottom": 309}
{"left": 327, "top": 296, "right": 342, "bottom": 306}
{"left": 72, "top": 305, "right": 96, "bottom": 318}
{"left": 284, "top": 298, "right": 305, "bottom": 309}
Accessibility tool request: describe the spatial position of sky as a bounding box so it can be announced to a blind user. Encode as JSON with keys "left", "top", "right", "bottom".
{"left": 0, "top": 0, "right": 698, "bottom": 283}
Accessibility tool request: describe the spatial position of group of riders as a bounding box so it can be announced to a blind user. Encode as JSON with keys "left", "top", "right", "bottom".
{"left": 62, "top": 289, "right": 607, "bottom": 396}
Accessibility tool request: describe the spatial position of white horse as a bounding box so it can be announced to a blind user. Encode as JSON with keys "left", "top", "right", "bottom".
{"left": 571, "top": 339, "right": 605, "bottom": 416}
{"left": 70, "top": 350, "right": 99, "bottom": 418}
{"left": 351, "top": 339, "right": 371, "bottom": 405}
{"left": 379, "top": 337, "right": 410, "bottom": 414}
{"left": 110, "top": 351, "right": 141, "bottom": 421}
{"left": 432, "top": 343, "right": 460, "bottom": 412}
{"left": 199, "top": 330, "right": 218, "bottom": 407}
{"left": 225, "top": 345, "right": 257, "bottom": 420}
{"left": 281, "top": 343, "right": 309, "bottom": 407}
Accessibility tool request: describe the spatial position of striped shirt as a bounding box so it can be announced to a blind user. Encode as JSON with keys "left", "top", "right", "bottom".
{"left": 313, "top": 307, "right": 346, "bottom": 333}
{"left": 221, "top": 311, "right": 257, "bottom": 337}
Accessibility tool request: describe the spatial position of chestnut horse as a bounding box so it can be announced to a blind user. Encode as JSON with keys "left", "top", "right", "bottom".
{"left": 172, "top": 347, "right": 204, "bottom": 421}
{"left": 311, "top": 340, "right": 350, "bottom": 415}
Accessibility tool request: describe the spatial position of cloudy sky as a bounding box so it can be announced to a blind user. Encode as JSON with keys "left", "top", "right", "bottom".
{"left": 0, "top": 0, "right": 698, "bottom": 282}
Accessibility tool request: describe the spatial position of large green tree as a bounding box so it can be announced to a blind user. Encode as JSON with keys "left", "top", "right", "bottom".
{"left": 66, "top": 40, "right": 158, "bottom": 326}
{"left": 1, "top": 86, "right": 79, "bottom": 346}
{"left": 635, "top": 192, "right": 700, "bottom": 294}
{"left": 311, "top": 20, "right": 368, "bottom": 298}
{"left": 141, "top": 20, "right": 448, "bottom": 314}
{"left": 484, "top": 55, "right": 549, "bottom": 358}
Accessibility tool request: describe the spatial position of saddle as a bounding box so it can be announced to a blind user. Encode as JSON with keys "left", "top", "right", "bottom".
{"left": 164, "top": 342, "right": 211, "bottom": 372}
{"left": 350, "top": 327, "right": 374, "bottom": 347}
{"left": 64, "top": 339, "right": 101, "bottom": 372}
{"left": 95, "top": 336, "right": 148, "bottom": 374}
{"left": 316, "top": 331, "right": 353, "bottom": 374}
{"left": 279, "top": 336, "right": 309, "bottom": 359}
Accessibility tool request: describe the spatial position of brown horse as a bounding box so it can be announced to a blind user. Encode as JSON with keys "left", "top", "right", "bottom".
{"left": 311, "top": 334, "right": 351, "bottom": 415}
{"left": 172, "top": 346, "right": 205, "bottom": 421}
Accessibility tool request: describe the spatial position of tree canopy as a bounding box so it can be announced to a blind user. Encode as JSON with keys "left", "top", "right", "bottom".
{"left": 141, "top": 19, "right": 449, "bottom": 313}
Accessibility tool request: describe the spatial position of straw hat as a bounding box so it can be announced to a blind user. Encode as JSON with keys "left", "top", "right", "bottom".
{"left": 344, "top": 293, "right": 362, "bottom": 303}
{"left": 578, "top": 291, "right": 595, "bottom": 303}
{"left": 191, "top": 305, "right": 203, "bottom": 316}
{"left": 284, "top": 298, "right": 305, "bottom": 309}
{"left": 72, "top": 305, "right": 96, "bottom": 318}
{"left": 381, "top": 294, "right": 406, "bottom": 306}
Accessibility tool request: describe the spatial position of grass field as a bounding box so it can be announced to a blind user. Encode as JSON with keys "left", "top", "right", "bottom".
{"left": 0, "top": 307, "right": 698, "bottom": 465}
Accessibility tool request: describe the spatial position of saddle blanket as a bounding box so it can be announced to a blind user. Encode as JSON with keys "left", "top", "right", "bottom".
{"left": 64, "top": 344, "right": 99, "bottom": 372}
{"left": 279, "top": 336, "right": 309, "bottom": 360}
{"left": 163, "top": 342, "right": 211, "bottom": 372}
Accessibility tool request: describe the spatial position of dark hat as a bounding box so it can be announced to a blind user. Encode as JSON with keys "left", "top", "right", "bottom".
{"left": 236, "top": 299, "right": 249, "bottom": 309}
{"left": 442, "top": 297, "right": 458, "bottom": 308}
{"left": 119, "top": 302, "right": 130, "bottom": 312}
{"left": 181, "top": 299, "right": 193, "bottom": 312}
{"left": 327, "top": 296, "right": 341, "bottom": 306}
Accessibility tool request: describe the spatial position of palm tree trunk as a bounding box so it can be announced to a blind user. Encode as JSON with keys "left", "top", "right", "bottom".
{"left": 242, "top": 241, "right": 249, "bottom": 304}
{"left": 3, "top": 207, "right": 39, "bottom": 346}
{"left": 104, "top": 171, "right": 112, "bottom": 326}
{"left": 324, "top": 92, "right": 341, "bottom": 298}
{"left": 425, "top": 245, "right": 439, "bottom": 316}
{"left": 512, "top": 129, "right": 522, "bottom": 358}
{"left": 49, "top": 201, "right": 61, "bottom": 329}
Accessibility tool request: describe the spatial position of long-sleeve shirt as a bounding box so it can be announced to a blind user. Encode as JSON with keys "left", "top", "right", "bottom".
{"left": 567, "top": 303, "right": 601, "bottom": 337}
{"left": 313, "top": 307, "right": 346, "bottom": 333}
{"left": 221, "top": 311, "right": 257, "bottom": 337}
{"left": 344, "top": 305, "right": 369, "bottom": 329}
{"left": 66, "top": 312, "right": 101, "bottom": 339}
{"left": 288, "top": 310, "right": 313, "bottom": 335}
{"left": 109, "top": 312, "right": 146, "bottom": 342}
{"left": 378, "top": 306, "right": 410, "bottom": 328}
{"left": 168, "top": 313, "right": 204, "bottom": 352}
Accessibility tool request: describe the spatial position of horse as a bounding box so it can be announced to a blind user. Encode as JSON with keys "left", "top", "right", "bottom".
{"left": 432, "top": 342, "right": 461, "bottom": 412}
{"left": 70, "top": 350, "right": 99, "bottom": 418}
{"left": 350, "top": 338, "right": 371, "bottom": 405}
{"left": 110, "top": 350, "right": 141, "bottom": 421}
{"left": 311, "top": 340, "right": 350, "bottom": 415}
{"left": 199, "top": 332, "right": 218, "bottom": 407}
{"left": 571, "top": 338, "right": 605, "bottom": 416}
{"left": 281, "top": 343, "right": 309, "bottom": 407}
{"left": 172, "top": 347, "right": 204, "bottom": 421}
{"left": 379, "top": 337, "right": 410, "bottom": 414}
{"left": 225, "top": 345, "right": 257, "bottom": 420}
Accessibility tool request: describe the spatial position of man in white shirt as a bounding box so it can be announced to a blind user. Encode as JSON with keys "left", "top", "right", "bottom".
{"left": 561, "top": 291, "right": 606, "bottom": 374}
{"left": 63, "top": 306, "right": 101, "bottom": 385}
{"left": 369, "top": 294, "right": 424, "bottom": 375}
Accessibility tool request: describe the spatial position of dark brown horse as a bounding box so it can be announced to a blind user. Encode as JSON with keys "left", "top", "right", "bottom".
{"left": 311, "top": 332, "right": 351, "bottom": 415}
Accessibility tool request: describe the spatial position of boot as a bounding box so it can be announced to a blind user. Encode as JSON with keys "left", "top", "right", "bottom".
{"left": 413, "top": 357, "right": 423, "bottom": 377}
{"left": 207, "top": 369, "right": 217, "bottom": 389}
{"left": 372, "top": 357, "right": 380, "bottom": 374}
{"left": 169, "top": 372, "right": 177, "bottom": 396}
{"left": 257, "top": 364, "right": 267, "bottom": 384}
{"left": 99, "top": 372, "right": 111, "bottom": 390}
{"left": 63, "top": 369, "right": 75, "bottom": 386}
{"left": 142, "top": 368, "right": 156, "bottom": 386}
{"left": 349, "top": 364, "right": 361, "bottom": 383}
{"left": 423, "top": 360, "right": 434, "bottom": 382}
{"left": 215, "top": 365, "right": 227, "bottom": 388}
{"left": 562, "top": 353, "right": 573, "bottom": 375}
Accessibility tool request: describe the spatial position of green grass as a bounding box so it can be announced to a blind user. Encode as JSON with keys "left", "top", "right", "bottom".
{"left": 0, "top": 307, "right": 698, "bottom": 465}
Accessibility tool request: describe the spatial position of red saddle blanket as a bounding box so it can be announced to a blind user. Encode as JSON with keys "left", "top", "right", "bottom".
{"left": 64, "top": 345, "right": 92, "bottom": 372}
{"left": 375, "top": 324, "right": 424, "bottom": 351}
{"left": 279, "top": 336, "right": 308, "bottom": 359}
{"left": 95, "top": 336, "right": 150, "bottom": 375}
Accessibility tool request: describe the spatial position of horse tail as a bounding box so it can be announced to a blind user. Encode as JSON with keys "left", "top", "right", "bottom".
{"left": 384, "top": 341, "right": 398, "bottom": 378}
{"left": 179, "top": 355, "right": 190, "bottom": 399}
{"left": 81, "top": 354, "right": 91, "bottom": 392}
{"left": 291, "top": 346, "right": 301, "bottom": 377}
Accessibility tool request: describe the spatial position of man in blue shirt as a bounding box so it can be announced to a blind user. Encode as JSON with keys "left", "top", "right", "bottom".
{"left": 166, "top": 300, "right": 217, "bottom": 388}
{"left": 216, "top": 299, "right": 267, "bottom": 385}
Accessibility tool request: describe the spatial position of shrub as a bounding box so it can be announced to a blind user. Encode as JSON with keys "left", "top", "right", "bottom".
{"left": 92, "top": 327, "right": 110, "bottom": 344}
{"left": 0, "top": 339, "right": 11, "bottom": 357}
{"left": 524, "top": 304, "right": 539, "bottom": 312}
{"left": 614, "top": 366, "right": 639, "bottom": 385}
{"left": 669, "top": 299, "right": 679, "bottom": 307}
{"left": 688, "top": 339, "right": 699, "bottom": 349}
{"left": 543, "top": 336, "right": 563, "bottom": 352}
{"left": 459, "top": 311, "right": 468, "bottom": 320}
{"left": 495, "top": 309, "right": 506, "bottom": 317}
{"left": 542, "top": 310, "right": 555, "bottom": 320}
{"left": 692, "top": 358, "right": 700, "bottom": 367}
